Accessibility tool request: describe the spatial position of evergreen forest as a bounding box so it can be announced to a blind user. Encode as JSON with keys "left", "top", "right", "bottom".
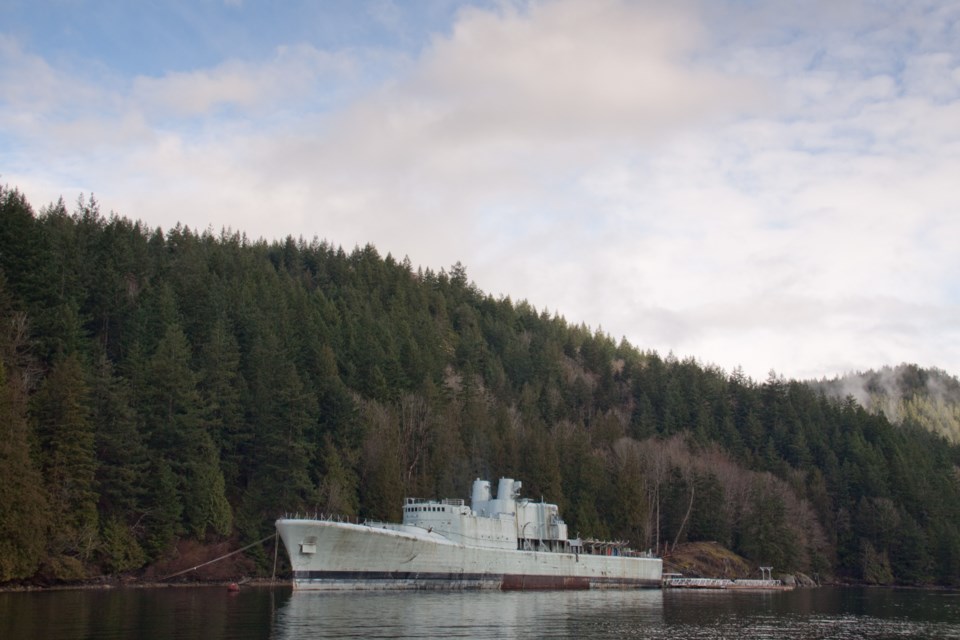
{"left": 3, "top": 185, "right": 960, "bottom": 587}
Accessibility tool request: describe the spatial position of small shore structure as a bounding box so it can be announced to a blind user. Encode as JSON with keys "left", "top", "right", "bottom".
{"left": 662, "top": 567, "right": 794, "bottom": 591}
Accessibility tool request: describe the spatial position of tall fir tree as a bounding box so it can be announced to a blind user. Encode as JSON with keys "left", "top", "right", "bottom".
{"left": 0, "top": 289, "right": 51, "bottom": 581}
{"left": 142, "top": 323, "right": 231, "bottom": 543}
{"left": 31, "top": 354, "right": 99, "bottom": 577}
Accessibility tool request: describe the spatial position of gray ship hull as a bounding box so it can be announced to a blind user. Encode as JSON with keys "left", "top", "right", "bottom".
{"left": 276, "top": 518, "right": 662, "bottom": 591}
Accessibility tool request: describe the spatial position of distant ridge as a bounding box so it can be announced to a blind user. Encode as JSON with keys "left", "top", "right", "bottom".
{"left": 810, "top": 364, "right": 960, "bottom": 442}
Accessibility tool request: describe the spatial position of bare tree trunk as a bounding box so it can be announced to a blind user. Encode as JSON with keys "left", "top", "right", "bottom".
{"left": 655, "top": 482, "right": 660, "bottom": 554}
{"left": 672, "top": 479, "right": 695, "bottom": 550}
{"left": 399, "top": 394, "right": 431, "bottom": 491}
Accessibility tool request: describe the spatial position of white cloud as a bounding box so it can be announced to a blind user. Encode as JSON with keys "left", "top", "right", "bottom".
{"left": 0, "top": 36, "right": 130, "bottom": 148}
{"left": 255, "top": 0, "right": 762, "bottom": 267}
{"left": 131, "top": 44, "right": 358, "bottom": 118}
{"left": 406, "top": 0, "right": 759, "bottom": 145}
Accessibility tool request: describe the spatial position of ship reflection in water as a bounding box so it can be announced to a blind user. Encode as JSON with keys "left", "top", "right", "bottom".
{"left": 272, "top": 587, "right": 960, "bottom": 640}
{"left": 3, "top": 585, "right": 960, "bottom": 639}
{"left": 273, "top": 589, "right": 665, "bottom": 639}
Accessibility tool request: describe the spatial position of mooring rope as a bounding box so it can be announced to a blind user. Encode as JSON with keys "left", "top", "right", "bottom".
{"left": 271, "top": 529, "right": 279, "bottom": 581}
{"left": 158, "top": 533, "right": 277, "bottom": 581}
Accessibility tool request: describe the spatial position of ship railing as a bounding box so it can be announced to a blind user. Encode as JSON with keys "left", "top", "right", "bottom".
{"left": 573, "top": 538, "right": 659, "bottom": 558}
{"left": 404, "top": 497, "right": 465, "bottom": 506}
{"left": 581, "top": 538, "right": 629, "bottom": 555}
{"left": 283, "top": 512, "right": 366, "bottom": 525}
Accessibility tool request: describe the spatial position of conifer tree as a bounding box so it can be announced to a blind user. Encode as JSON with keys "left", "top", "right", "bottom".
{"left": 0, "top": 299, "right": 51, "bottom": 581}
{"left": 198, "top": 316, "right": 247, "bottom": 494}
{"left": 143, "top": 323, "right": 231, "bottom": 541}
{"left": 90, "top": 354, "right": 148, "bottom": 571}
{"left": 31, "top": 354, "right": 99, "bottom": 575}
{"left": 238, "top": 332, "right": 317, "bottom": 540}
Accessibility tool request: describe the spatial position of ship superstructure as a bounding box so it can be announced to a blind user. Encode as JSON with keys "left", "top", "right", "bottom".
{"left": 276, "top": 478, "right": 662, "bottom": 590}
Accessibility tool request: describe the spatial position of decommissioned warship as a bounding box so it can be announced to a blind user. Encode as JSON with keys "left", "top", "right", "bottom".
{"left": 276, "top": 477, "right": 662, "bottom": 590}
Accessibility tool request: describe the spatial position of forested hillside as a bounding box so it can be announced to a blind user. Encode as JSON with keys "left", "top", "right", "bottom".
{"left": 3, "top": 185, "right": 960, "bottom": 586}
{"left": 812, "top": 365, "right": 960, "bottom": 444}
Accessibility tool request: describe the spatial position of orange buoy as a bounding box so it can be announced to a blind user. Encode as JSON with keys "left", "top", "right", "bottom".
{"left": 227, "top": 582, "right": 240, "bottom": 592}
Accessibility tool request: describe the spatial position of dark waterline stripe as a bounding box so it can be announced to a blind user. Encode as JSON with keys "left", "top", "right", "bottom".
{"left": 293, "top": 570, "right": 660, "bottom": 590}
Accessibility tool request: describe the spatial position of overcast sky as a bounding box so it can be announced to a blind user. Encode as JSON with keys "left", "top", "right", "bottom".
{"left": 2, "top": 0, "right": 959, "bottom": 381}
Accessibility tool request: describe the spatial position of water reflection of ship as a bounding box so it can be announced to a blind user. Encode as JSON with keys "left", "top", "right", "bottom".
{"left": 273, "top": 590, "right": 666, "bottom": 639}
{"left": 276, "top": 478, "right": 662, "bottom": 590}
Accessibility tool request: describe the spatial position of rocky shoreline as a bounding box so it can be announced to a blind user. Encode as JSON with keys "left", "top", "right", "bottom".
{"left": 662, "top": 541, "right": 824, "bottom": 587}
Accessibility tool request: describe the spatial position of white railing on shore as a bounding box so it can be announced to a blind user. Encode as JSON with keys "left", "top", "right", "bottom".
{"left": 731, "top": 579, "right": 784, "bottom": 588}
{"left": 664, "top": 578, "right": 734, "bottom": 588}
{"left": 663, "top": 577, "right": 785, "bottom": 589}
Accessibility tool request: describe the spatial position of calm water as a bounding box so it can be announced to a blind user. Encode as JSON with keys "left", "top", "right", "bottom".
{"left": 3, "top": 586, "right": 960, "bottom": 639}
